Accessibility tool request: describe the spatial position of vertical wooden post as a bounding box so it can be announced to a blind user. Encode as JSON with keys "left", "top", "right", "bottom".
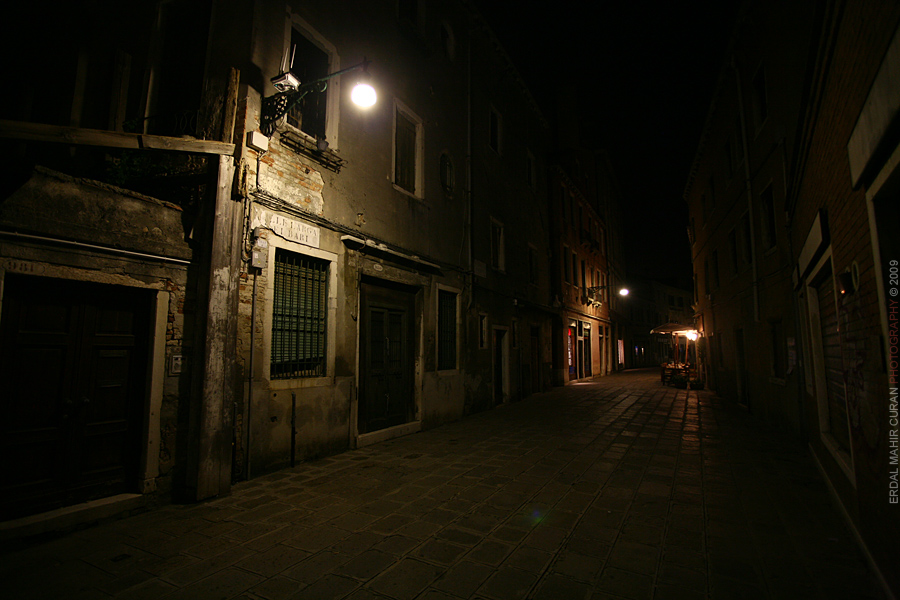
{"left": 193, "top": 68, "right": 241, "bottom": 500}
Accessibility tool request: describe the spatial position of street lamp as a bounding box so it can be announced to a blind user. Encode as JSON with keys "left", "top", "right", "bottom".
{"left": 261, "top": 59, "right": 376, "bottom": 137}
{"left": 584, "top": 285, "right": 629, "bottom": 308}
{"left": 587, "top": 285, "right": 630, "bottom": 297}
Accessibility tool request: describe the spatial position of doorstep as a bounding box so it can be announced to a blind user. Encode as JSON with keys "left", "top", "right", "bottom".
{"left": 357, "top": 421, "right": 422, "bottom": 447}
{"left": 0, "top": 493, "right": 149, "bottom": 545}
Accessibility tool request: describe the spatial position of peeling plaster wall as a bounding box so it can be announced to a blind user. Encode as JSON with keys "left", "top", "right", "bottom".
{"left": 257, "top": 138, "right": 326, "bottom": 214}
{"left": 0, "top": 168, "right": 195, "bottom": 503}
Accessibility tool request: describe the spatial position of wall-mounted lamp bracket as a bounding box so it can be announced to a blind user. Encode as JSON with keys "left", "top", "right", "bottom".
{"left": 260, "top": 59, "right": 371, "bottom": 137}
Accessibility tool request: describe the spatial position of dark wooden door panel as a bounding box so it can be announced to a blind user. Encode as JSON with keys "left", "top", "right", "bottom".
{"left": 0, "top": 275, "right": 148, "bottom": 519}
{"left": 359, "top": 281, "right": 414, "bottom": 435}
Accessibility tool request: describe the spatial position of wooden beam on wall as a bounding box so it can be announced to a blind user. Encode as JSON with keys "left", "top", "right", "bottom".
{"left": 0, "top": 119, "right": 235, "bottom": 156}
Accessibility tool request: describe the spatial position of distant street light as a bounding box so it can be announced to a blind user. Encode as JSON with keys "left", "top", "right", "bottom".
{"left": 587, "top": 285, "right": 630, "bottom": 297}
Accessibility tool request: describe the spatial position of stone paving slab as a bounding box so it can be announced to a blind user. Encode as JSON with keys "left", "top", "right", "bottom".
{"left": 0, "top": 369, "right": 890, "bottom": 600}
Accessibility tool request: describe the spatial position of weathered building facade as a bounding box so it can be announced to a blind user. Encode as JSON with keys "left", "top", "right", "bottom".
{"left": 0, "top": 0, "right": 556, "bottom": 525}
{"left": 233, "top": 0, "right": 555, "bottom": 476}
{"left": 548, "top": 147, "right": 628, "bottom": 385}
{"left": 685, "top": 0, "right": 900, "bottom": 594}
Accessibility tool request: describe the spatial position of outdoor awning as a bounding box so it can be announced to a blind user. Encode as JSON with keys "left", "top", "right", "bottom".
{"left": 650, "top": 322, "right": 696, "bottom": 335}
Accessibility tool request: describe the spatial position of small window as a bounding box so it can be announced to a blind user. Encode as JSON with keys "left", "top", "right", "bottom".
{"left": 491, "top": 219, "right": 505, "bottom": 270}
{"left": 563, "top": 245, "right": 571, "bottom": 283}
{"left": 479, "top": 314, "right": 488, "bottom": 349}
{"left": 440, "top": 152, "right": 454, "bottom": 194}
{"left": 489, "top": 107, "right": 502, "bottom": 154}
{"left": 271, "top": 249, "right": 328, "bottom": 379}
{"left": 571, "top": 252, "right": 578, "bottom": 288}
{"left": 437, "top": 289, "right": 457, "bottom": 370}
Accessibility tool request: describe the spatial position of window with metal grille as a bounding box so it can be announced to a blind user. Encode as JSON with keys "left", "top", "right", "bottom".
{"left": 437, "top": 289, "right": 457, "bottom": 370}
{"left": 271, "top": 249, "right": 328, "bottom": 379}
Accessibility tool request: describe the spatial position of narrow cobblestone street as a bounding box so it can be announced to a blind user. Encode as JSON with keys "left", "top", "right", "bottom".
{"left": 1, "top": 369, "right": 888, "bottom": 600}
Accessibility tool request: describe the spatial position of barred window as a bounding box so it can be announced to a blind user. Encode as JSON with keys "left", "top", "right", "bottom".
{"left": 437, "top": 289, "right": 457, "bottom": 370}
{"left": 271, "top": 249, "right": 328, "bottom": 379}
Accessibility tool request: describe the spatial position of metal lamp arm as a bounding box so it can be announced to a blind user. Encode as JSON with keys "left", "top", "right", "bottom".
{"left": 261, "top": 60, "right": 370, "bottom": 137}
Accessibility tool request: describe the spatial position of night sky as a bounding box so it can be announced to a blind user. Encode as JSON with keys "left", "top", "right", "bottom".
{"left": 476, "top": 1, "right": 739, "bottom": 290}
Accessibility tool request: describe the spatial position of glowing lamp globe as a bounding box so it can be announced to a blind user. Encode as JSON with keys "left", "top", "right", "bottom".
{"left": 351, "top": 83, "right": 377, "bottom": 107}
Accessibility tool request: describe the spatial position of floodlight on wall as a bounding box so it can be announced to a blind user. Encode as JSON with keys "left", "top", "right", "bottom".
{"left": 261, "top": 58, "right": 376, "bottom": 137}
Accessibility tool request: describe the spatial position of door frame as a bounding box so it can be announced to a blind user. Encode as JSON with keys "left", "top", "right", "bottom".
{"left": 0, "top": 269, "right": 169, "bottom": 513}
{"left": 354, "top": 276, "right": 422, "bottom": 447}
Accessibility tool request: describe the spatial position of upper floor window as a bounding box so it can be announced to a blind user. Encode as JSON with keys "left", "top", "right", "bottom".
{"left": 393, "top": 100, "right": 423, "bottom": 196}
{"left": 491, "top": 218, "right": 505, "bottom": 270}
{"left": 440, "top": 152, "right": 454, "bottom": 195}
{"left": 286, "top": 28, "right": 329, "bottom": 140}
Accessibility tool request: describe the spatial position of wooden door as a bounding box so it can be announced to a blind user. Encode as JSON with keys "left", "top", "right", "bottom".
{"left": 0, "top": 275, "right": 149, "bottom": 518}
{"left": 359, "top": 281, "right": 414, "bottom": 434}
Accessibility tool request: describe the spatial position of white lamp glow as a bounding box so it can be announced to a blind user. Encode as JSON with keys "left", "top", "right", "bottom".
{"left": 686, "top": 331, "right": 699, "bottom": 341}
{"left": 619, "top": 288, "right": 629, "bottom": 296}
{"left": 351, "top": 82, "right": 377, "bottom": 107}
